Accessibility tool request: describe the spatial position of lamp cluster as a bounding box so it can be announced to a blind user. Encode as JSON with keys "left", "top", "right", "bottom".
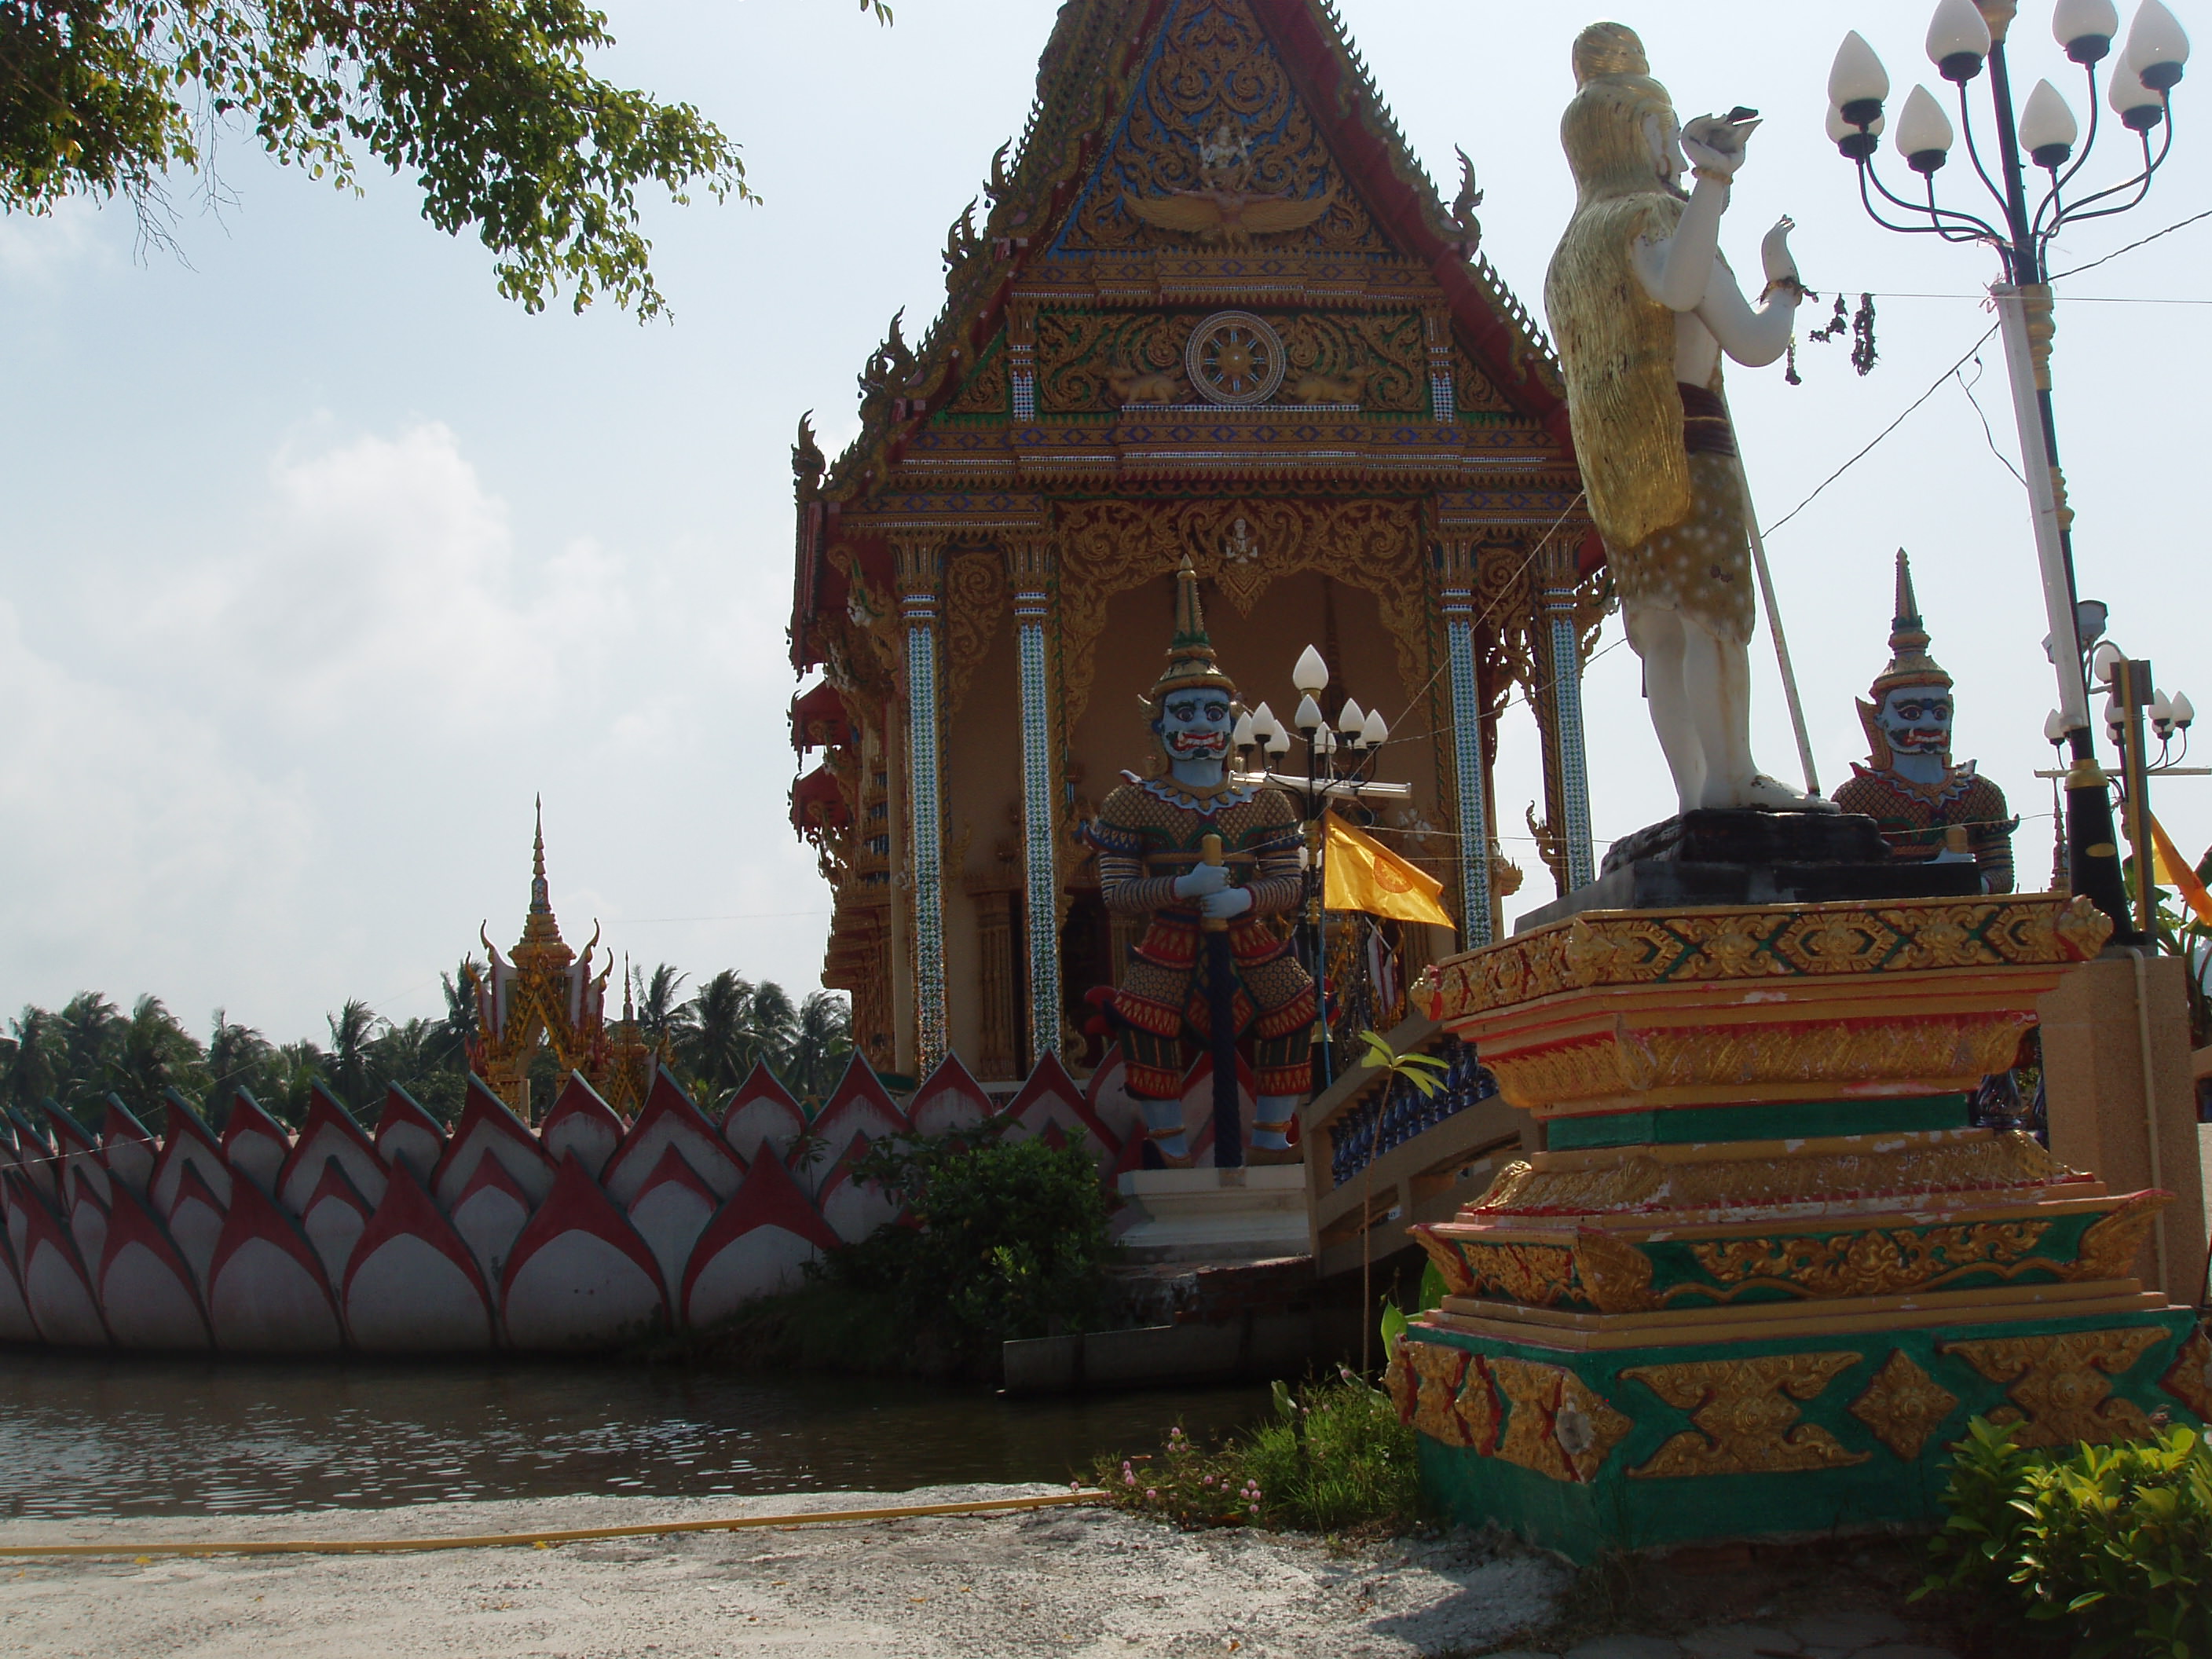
{"left": 1825, "top": 0, "right": 2191, "bottom": 944}
{"left": 1829, "top": 1, "right": 2185, "bottom": 274}
{"left": 1232, "top": 644, "right": 1390, "bottom": 762}
{"left": 2089, "top": 651, "right": 2195, "bottom": 755}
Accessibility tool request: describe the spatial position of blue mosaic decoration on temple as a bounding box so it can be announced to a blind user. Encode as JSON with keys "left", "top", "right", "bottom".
{"left": 1327, "top": 1036, "right": 1499, "bottom": 1188}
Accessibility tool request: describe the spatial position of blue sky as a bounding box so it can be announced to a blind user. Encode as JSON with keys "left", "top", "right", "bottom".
{"left": 1, "top": 0, "right": 2205, "bottom": 1046}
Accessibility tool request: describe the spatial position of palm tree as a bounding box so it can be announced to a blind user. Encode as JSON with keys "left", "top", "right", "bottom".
{"left": 4, "top": 1008, "right": 58, "bottom": 1111}
{"left": 676, "top": 970, "right": 756, "bottom": 1104}
{"left": 207, "top": 1010, "right": 273, "bottom": 1106}
{"left": 785, "top": 991, "right": 853, "bottom": 1106}
{"left": 430, "top": 958, "right": 482, "bottom": 1069}
{"left": 749, "top": 980, "right": 799, "bottom": 1072}
{"left": 54, "top": 992, "right": 126, "bottom": 1104}
{"left": 263, "top": 1041, "right": 327, "bottom": 1126}
{"left": 109, "top": 995, "right": 208, "bottom": 1120}
{"left": 326, "top": 998, "right": 383, "bottom": 1114}
{"left": 634, "top": 963, "right": 688, "bottom": 1048}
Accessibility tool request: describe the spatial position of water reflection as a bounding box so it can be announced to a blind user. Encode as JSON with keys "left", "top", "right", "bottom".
{"left": 0, "top": 1349, "right": 1264, "bottom": 1517}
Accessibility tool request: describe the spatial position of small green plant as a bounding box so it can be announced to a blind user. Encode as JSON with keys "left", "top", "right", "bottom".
{"left": 1355, "top": 1028, "right": 1449, "bottom": 1096}
{"left": 1378, "top": 1258, "right": 1449, "bottom": 1353}
{"left": 1917, "top": 1415, "right": 2212, "bottom": 1657}
{"left": 1090, "top": 1372, "right": 1424, "bottom": 1536}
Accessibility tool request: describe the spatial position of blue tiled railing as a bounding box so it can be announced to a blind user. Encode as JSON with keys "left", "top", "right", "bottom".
{"left": 1326, "top": 1036, "right": 1499, "bottom": 1189}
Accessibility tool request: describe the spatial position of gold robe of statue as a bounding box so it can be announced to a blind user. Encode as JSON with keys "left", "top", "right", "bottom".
{"left": 1544, "top": 22, "right": 1755, "bottom": 646}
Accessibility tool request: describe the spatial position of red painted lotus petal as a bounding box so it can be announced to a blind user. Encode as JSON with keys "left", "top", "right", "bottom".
{"left": 98, "top": 1181, "right": 210, "bottom": 1350}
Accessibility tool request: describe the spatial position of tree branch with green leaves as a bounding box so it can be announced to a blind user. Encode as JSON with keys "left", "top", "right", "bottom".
{"left": 1, "top": 0, "right": 892, "bottom": 318}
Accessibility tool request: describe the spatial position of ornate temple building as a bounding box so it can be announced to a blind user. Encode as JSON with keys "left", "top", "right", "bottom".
{"left": 470, "top": 807, "right": 659, "bottom": 1119}
{"left": 786, "top": 0, "right": 1600, "bottom": 1082}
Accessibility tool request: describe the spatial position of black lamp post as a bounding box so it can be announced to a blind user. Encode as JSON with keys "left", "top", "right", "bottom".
{"left": 1826, "top": 0, "right": 2188, "bottom": 944}
{"left": 1236, "top": 649, "right": 1393, "bottom": 1093}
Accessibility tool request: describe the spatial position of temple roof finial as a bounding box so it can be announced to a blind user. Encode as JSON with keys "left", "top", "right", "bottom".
{"left": 530, "top": 795, "right": 551, "bottom": 915}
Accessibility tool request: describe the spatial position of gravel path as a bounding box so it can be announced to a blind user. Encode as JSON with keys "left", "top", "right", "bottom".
{"left": 0, "top": 1485, "right": 1569, "bottom": 1658}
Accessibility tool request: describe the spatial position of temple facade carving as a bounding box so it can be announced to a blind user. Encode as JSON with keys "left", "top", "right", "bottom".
{"left": 786, "top": 0, "right": 1596, "bottom": 1081}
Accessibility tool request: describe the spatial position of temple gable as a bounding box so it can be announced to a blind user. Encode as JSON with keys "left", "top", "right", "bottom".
{"left": 1055, "top": 0, "right": 1388, "bottom": 259}
{"left": 789, "top": 0, "right": 1604, "bottom": 1081}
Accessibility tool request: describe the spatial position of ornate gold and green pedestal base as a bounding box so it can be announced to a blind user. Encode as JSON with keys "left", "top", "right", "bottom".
{"left": 1390, "top": 892, "right": 2210, "bottom": 1562}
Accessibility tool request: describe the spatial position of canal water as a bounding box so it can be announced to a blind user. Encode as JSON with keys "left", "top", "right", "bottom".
{"left": 0, "top": 1349, "right": 1266, "bottom": 1518}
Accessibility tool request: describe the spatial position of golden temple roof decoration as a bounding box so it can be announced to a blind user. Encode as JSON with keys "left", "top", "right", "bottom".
{"left": 468, "top": 802, "right": 660, "bottom": 1120}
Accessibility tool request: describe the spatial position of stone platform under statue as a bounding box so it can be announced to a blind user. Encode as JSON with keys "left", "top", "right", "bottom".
{"left": 1518, "top": 807, "right": 1978, "bottom": 930}
{"left": 1115, "top": 1166, "right": 1309, "bottom": 1265}
{"left": 1390, "top": 879, "right": 2207, "bottom": 1560}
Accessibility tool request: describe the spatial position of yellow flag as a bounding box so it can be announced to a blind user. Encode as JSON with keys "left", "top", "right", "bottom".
{"left": 1324, "top": 816, "right": 1454, "bottom": 929}
{"left": 2149, "top": 812, "right": 2212, "bottom": 927}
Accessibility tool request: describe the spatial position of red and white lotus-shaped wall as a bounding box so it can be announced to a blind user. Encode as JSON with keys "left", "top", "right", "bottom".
{"left": 0, "top": 1047, "right": 1148, "bottom": 1354}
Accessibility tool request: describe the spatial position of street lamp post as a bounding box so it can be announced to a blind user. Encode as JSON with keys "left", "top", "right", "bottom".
{"left": 2086, "top": 632, "right": 2199, "bottom": 938}
{"left": 1826, "top": 0, "right": 2189, "bottom": 943}
{"left": 1236, "top": 650, "right": 1398, "bottom": 1094}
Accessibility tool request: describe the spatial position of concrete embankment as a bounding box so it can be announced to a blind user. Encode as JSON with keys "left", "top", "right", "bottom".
{"left": 0, "top": 1482, "right": 1566, "bottom": 1657}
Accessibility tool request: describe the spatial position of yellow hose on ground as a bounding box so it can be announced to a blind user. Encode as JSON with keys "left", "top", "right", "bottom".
{"left": 0, "top": 1489, "right": 1108, "bottom": 1560}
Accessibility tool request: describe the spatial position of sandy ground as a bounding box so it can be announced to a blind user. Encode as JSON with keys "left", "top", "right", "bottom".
{"left": 0, "top": 1485, "right": 1568, "bottom": 1658}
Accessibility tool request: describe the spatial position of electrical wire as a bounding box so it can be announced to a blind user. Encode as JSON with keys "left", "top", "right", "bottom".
{"left": 1760, "top": 323, "right": 2001, "bottom": 540}
{"left": 1951, "top": 352, "right": 2027, "bottom": 488}
{"left": 2046, "top": 203, "right": 2212, "bottom": 280}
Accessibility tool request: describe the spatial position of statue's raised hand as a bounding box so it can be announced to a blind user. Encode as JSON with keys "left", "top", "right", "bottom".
{"left": 1681, "top": 112, "right": 1757, "bottom": 178}
{"left": 1760, "top": 215, "right": 1800, "bottom": 291}
{"left": 1172, "top": 862, "right": 1232, "bottom": 900}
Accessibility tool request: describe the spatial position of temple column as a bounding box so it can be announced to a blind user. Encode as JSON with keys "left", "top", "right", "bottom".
{"left": 881, "top": 708, "right": 916, "bottom": 1071}
{"left": 1006, "top": 535, "right": 1062, "bottom": 1067}
{"left": 1439, "top": 537, "right": 1492, "bottom": 947}
{"left": 1540, "top": 542, "right": 1596, "bottom": 893}
{"left": 893, "top": 533, "right": 950, "bottom": 1075}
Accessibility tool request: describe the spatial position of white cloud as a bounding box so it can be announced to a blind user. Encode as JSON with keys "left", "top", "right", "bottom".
{"left": 0, "top": 599, "right": 313, "bottom": 1019}
{"left": 0, "top": 196, "right": 120, "bottom": 286}
{"left": 146, "top": 422, "right": 632, "bottom": 746}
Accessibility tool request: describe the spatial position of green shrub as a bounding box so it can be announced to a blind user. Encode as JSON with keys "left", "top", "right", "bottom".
{"left": 819, "top": 1122, "right": 1115, "bottom": 1357}
{"left": 1091, "top": 1373, "right": 1425, "bottom": 1537}
{"left": 1919, "top": 1415, "right": 2212, "bottom": 1657}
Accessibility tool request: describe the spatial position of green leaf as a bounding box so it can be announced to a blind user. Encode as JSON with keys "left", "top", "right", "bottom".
{"left": 1417, "top": 1259, "right": 1448, "bottom": 1313}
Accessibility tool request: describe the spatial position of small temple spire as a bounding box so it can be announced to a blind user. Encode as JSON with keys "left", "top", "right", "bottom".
{"left": 530, "top": 794, "right": 551, "bottom": 914}
{"left": 517, "top": 797, "right": 568, "bottom": 958}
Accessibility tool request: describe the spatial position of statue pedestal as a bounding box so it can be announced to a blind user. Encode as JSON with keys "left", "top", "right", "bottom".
{"left": 1518, "top": 808, "right": 1977, "bottom": 932}
{"left": 1115, "top": 1166, "right": 1309, "bottom": 1265}
{"left": 1391, "top": 891, "right": 2207, "bottom": 1563}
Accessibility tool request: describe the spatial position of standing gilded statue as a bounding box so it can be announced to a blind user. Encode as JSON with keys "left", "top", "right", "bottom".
{"left": 1545, "top": 21, "right": 1826, "bottom": 816}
